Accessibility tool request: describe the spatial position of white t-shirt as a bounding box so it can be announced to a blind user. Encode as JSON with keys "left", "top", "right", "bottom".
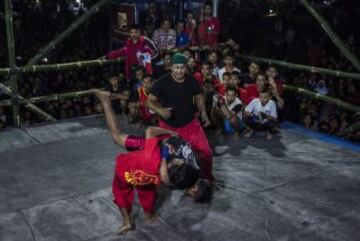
{"left": 245, "top": 98, "right": 277, "bottom": 120}
{"left": 225, "top": 97, "right": 243, "bottom": 119}
{"left": 218, "top": 67, "right": 241, "bottom": 83}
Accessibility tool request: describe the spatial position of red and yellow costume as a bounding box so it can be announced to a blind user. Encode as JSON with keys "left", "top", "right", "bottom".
{"left": 112, "top": 137, "right": 161, "bottom": 213}
{"left": 137, "top": 87, "right": 155, "bottom": 123}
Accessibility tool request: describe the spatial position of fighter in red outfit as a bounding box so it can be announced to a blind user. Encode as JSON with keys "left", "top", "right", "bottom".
{"left": 93, "top": 89, "right": 199, "bottom": 235}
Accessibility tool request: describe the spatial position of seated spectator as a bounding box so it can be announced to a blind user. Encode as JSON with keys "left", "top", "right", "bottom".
{"left": 265, "top": 65, "right": 284, "bottom": 96}
{"left": 182, "top": 48, "right": 195, "bottom": 60}
{"left": 229, "top": 71, "right": 243, "bottom": 88}
{"left": 194, "top": 62, "right": 221, "bottom": 112}
{"left": 218, "top": 53, "right": 241, "bottom": 83}
{"left": 198, "top": 1, "right": 220, "bottom": 49}
{"left": 317, "top": 120, "right": 330, "bottom": 134}
{"left": 152, "top": 19, "right": 177, "bottom": 54}
{"left": 301, "top": 113, "right": 315, "bottom": 129}
{"left": 216, "top": 72, "right": 231, "bottom": 96}
{"left": 328, "top": 114, "right": 341, "bottom": 135}
{"left": 265, "top": 65, "right": 285, "bottom": 110}
{"left": 130, "top": 66, "right": 146, "bottom": 96}
{"left": 242, "top": 62, "right": 260, "bottom": 85}
{"left": 211, "top": 87, "right": 244, "bottom": 139}
{"left": 176, "top": 20, "right": 190, "bottom": 49}
{"left": 104, "top": 69, "right": 129, "bottom": 114}
{"left": 128, "top": 75, "right": 157, "bottom": 125}
{"left": 0, "top": 119, "right": 5, "bottom": 131}
{"left": 154, "top": 52, "right": 172, "bottom": 79}
{"left": 243, "top": 87, "right": 278, "bottom": 140}
{"left": 243, "top": 73, "right": 267, "bottom": 105}
{"left": 314, "top": 79, "right": 328, "bottom": 95}
{"left": 187, "top": 56, "right": 198, "bottom": 75}
{"left": 0, "top": 106, "right": 7, "bottom": 128}
{"left": 206, "top": 50, "right": 220, "bottom": 78}
{"left": 194, "top": 62, "right": 220, "bottom": 87}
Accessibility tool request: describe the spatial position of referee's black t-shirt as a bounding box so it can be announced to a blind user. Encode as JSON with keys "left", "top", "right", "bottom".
{"left": 150, "top": 74, "right": 201, "bottom": 127}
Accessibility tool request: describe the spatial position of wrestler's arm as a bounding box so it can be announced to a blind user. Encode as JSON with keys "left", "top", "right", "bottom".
{"left": 145, "top": 126, "right": 178, "bottom": 139}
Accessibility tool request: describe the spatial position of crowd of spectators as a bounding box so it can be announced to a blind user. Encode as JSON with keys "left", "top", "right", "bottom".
{"left": 0, "top": 0, "right": 110, "bottom": 126}
{"left": 0, "top": 1, "right": 359, "bottom": 142}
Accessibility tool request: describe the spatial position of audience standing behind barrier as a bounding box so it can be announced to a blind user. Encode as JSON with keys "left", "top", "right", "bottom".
{"left": 0, "top": 1, "right": 358, "bottom": 143}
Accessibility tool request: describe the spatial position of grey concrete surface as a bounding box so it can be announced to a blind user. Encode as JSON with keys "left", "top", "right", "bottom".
{"left": 0, "top": 116, "right": 359, "bottom": 241}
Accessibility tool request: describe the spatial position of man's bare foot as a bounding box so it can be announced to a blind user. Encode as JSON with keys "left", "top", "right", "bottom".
{"left": 115, "top": 222, "right": 135, "bottom": 235}
{"left": 92, "top": 89, "right": 111, "bottom": 102}
{"left": 244, "top": 129, "right": 254, "bottom": 138}
{"left": 145, "top": 212, "right": 159, "bottom": 224}
{"left": 266, "top": 131, "right": 273, "bottom": 141}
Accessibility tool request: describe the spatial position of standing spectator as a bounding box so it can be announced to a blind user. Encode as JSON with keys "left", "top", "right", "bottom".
{"left": 198, "top": 1, "right": 220, "bottom": 49}
{"left": 185, "top": 10, "right": 198, "bottom": 46}
{"left": 152, "top": 19, "right": 177, "bottom": 53}
{"left": 106, "top": 24, "right": 156, "bottom": 80}
{"left": 175, "top": 21, "right": 190, "bottom": 49}
{"left": 140, "top": 2, "right": 162, "bottom": 37}
{"left": 147, "top": 53, "right": 214, "bottom": 182}
{"left": 244, "top": 88, "right": 278, "bottom": 140}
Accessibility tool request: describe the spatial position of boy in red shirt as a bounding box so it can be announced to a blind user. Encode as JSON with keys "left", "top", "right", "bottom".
{"left": 128, "top": 74, "right": 157, "bottom": 125}
{"left": 93, "top": 90, "right": 200, "bottom": 235}
{"left": 198, "top": 1, "right": 221, "bottom": 49}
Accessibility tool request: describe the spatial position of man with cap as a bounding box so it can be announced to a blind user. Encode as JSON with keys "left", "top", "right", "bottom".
{"left": 147, "top": 53, "right": 215, "bottom": 182}
{"left": 106, "top": 24, "right": 157, "bottom": 80}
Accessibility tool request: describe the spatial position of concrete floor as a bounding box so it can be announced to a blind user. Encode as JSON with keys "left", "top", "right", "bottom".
{"left": 0, "top": 115, "right": 359, "bottom": 241}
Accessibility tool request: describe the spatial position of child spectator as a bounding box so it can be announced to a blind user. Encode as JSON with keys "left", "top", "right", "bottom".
{"left": 128, "top": 75, "right": 157, "bottom": 125}
{"left": 211, "top": 87, "right": 244, "bottom": 139}
{"left": 244, "top": 87, "right": 278, "bottom": 140}
{"left": 218, "top": 53, "right": 241, "bottom": 83}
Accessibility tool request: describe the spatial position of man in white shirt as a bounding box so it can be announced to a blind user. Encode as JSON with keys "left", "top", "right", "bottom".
{"left": 244, "top": 88, "right": 277, "bottom": 140}
{"left": 211, "top": 87, "right": 243, "bottom": 139}
{"left": 217, "top": 53, "right": 241, "bottom": 83}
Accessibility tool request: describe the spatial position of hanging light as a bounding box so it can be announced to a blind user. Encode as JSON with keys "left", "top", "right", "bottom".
{"left": 265, "top": 7, "right": 277, "bottom": 17}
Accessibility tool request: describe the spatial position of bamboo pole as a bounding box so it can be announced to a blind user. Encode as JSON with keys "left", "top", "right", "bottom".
{"left": 4, "top": 0, "right": 20, "bottom": 127}
{"left": 284, "top": 85, "right": 360, "bottom": 113}
{"left": 0, "top": 99, "right": 12, "bottom": 107}
{"left": 0, "top": 89, "right": 102, "bottom": 106}
{"left": 26, "top": 0, "right": 111, "bottom": 66}
{"left": 0, "top": 57, "right": 123, "bottom": 75}
{"left": 299, "top": 0, "right": 360, "bottom": 73}
{"left": 0, "top": 83, "right": 56, "bottom": 121}
{"left": 237, "top": 54, "right": 360, "bottom": 80}
{"left": 22, "top": 89, "right": 95, "bottom": 104}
